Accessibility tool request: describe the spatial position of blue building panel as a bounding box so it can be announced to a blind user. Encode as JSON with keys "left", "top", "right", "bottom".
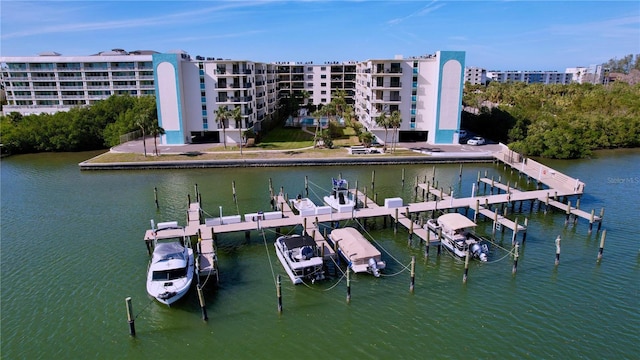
{"left": 434, "top": 51, "right": 465, "bottom": 144}
{"left": 152, "top": 53, "right": 186, "bottom": 145}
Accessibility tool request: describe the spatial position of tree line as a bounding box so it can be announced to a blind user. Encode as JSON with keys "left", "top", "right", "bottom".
{"left": 462, "top": 81, "right": 640, "bottom": 159}
{"left": 0, "top": 95, "right": 158, "bottom": 155}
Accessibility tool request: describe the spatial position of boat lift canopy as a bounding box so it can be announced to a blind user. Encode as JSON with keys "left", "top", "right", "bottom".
{"left": 437, "top": 213, "right": 477, "bottom": 231}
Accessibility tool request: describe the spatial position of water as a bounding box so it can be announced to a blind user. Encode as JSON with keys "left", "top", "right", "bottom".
{"left": 1, "top": 150, "right": 638, "bottom": 359}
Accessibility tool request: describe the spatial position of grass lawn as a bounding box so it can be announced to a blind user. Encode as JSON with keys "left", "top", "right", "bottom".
{"left": 84, "top": 125, "right": 420, "bottom": 164}
{"left": 256, "top": 127, "right": 315, "bottom": 149}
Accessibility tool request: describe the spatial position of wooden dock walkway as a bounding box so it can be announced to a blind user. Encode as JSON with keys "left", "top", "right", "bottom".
{"left": 143, "top": 145, "right": 603, "bottom": 272}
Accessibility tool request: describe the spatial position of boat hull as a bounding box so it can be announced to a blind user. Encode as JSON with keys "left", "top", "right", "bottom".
{"left": 274, "top": 235, "right": 325, "bottom": 284}
{"left": 146, "top": 250, "right": 195, "bottom": 305}
{"left": 426, "top": 217, "right": 488, "bottom": 261}
{"left": 329, "top": 227, "right": 385, "bottom": 277}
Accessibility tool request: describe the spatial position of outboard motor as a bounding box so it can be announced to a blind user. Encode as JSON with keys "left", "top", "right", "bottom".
{"left": 368, "top": 257, "right": 381, "bottom": 277}
{"left": 470, "top": 243, "right": 488, "bottom": 262}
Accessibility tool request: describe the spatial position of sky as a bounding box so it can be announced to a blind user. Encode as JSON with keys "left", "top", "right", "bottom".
{"left": 1, "top": 0, "right": 639, "bottom": 71}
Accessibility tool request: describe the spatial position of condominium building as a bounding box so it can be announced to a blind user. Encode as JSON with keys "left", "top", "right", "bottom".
{"left": 273, "top": 61, "right": 357, "bottom": 106}
{"left": 0, "top": 49, "right": 156, "bottom": 115}
{"left": 486, "top": 70, "right": 572, "bottom": 84}
{"left": 153, "top": 52, "right": 279, "bottom": 145}
{"left": 464, "top": 67, "right": 487, "bottom": 85}
{"left": 565, "top": 65, "right": 603, "bottom": 84}
{"left": 3, "top": 49, "right": 466, "bottom": 146}
{"left": 355, "top": 51, "right": 466, "bottom": 144}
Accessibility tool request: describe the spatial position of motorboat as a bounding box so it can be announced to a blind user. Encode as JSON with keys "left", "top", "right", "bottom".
{"left": 323, "top": 178, "right": 355, "bottom": 213}
{"left": 290, "top": 195, "right": 317, "bottom": 216}
{"left": 329, "top": 227, "right": 385, "bottom": 277}
{"left": 146, "top": 221, "right": 195, "bottom": 305}
{"left": 274, "top": 234, "right": 325, "bottom": 284}
{"left": 425, "top": 213, "right": 488, "bottom": 261}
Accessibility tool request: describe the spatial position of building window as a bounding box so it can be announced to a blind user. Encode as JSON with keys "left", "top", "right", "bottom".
{"left": 321, "top": 90, "right": 327, "bottom": 94}
{"left": 321, "top": 74, "right": 327, "bottom": 79}
{"left": 321, "top": 82, "right": 326, "bottom": 87}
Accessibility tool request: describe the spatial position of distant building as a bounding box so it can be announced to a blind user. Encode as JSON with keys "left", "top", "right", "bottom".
{"left": 464, "top": 67, "right": 487, "bottom": 85}
{"left": 0, "top": 49, "right": 156, "bottom": 115}
{"left": 565, "top": 65, "right": 603, "bottom": 84}
{"left": 485, "top": 70, "right": 572, "bottom": 84}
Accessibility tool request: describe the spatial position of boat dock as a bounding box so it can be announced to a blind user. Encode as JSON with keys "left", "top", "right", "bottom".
{"left": 143, "top": 145, "right": 604, "bottom": 276}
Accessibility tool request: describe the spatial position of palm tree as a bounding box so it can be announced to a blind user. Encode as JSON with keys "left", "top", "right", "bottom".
{"left": 231, "top": 106, "right": 243, "bottom": 154}
{"left": 311, "top": 109, "right": 324, "bottom": 148}
{"left": 374, "top": 110, "right": 389, "bottom": 152}
{"left": 214, "top": 106, "right": 229, "bottom": 149}
{"left": 389, "top": 110, "right": 402, "bottom": 153}
{"left": 148, "top": 121, "right": 165, "bottom": 156}
{"left": 135, "top": 112, "right": 148, "bottom": 157}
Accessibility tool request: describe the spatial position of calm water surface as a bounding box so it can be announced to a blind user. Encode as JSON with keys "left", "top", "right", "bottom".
{"left": 1, "top": 150, "right": 638, "bottom": 359}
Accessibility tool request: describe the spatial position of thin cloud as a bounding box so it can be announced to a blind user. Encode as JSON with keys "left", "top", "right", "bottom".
{"left": 387, "top": 0, "right": 445, "bottom": 26}
{"left": 1, "top": 1, "right": 271, "bottom": 40}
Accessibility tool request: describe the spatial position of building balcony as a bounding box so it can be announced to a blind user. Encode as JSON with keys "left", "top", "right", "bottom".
{"left": 372, "top": 96, "right": 402, "bottom": 102}
{"left": 85, "top": 76, "right": 110, "bottom": 80}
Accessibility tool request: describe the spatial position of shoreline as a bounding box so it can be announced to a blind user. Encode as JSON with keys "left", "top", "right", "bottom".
{"left": 77, "top": 140, "right": 500, "bottom": 170}
{"left": 78, "top": 153, "right": 495, "bottom": 170}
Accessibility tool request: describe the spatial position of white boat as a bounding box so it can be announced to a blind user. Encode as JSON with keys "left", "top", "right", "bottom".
{"left": 425, "top": 213, "right": 488, "bottom": 262}
{"left": 323, "top": 178, "right": 355, "bottom": 213}
{"left": 146, "top": 221, "right": 195, "bottom": 305}
{"left": 274, "top": 234, "right": 325, "bottom": 284}
{"left": 290, "top": 195, "right": 317, "bottom": 216}
{"left": 329, "top": 227, "right": 386, "bottom": 277}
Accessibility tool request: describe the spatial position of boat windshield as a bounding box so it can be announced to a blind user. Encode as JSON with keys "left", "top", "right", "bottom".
{"left": 152, "top": 267, "right": 187, "bottom": 281}
{"left": 154, "top": 241, "right": 187, "bottom": 261}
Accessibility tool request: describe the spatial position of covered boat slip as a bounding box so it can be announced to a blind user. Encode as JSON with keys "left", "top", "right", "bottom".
{"left": 329, "top": 227, "right": 384, "bottom": 274}
{"left": 436, "top": 213, "right": 477, "bottom": 233}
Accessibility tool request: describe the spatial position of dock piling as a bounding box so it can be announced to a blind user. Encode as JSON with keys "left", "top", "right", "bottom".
{"left": 410, "top": 256, "right": 416, "bottom": 293}
{"left": 125, "top": 297, "right": 135, "bottom": 336}
{"left": 276, "top": 275, "right": 283, "bottom": 314}
{"left": 197, "top": 286, "right": 208, "bottom": 321}
{"left": 512, "top": 243, "right": 519, "bottom": 275}
{"left": 597, "top": 229, "right": 607, "bottom": 262}
{"left": 462, "top": 250, "right": 470, "bottom": 283}
{"left": 232, "top": 181, "right": 237, "bottom": 204}
{"left": 555, "top": 236, "right": 561, "bottom": 266}
{"left": 371, "top": 170, "right": 375, "bottom": 193}
{"left": 154, "top": 187, "right": 159, "bottom": 209}
{"left": 346, "top": 267, "right": 351, "bottom": 303}
{"left": 425, "top": 229, "right": 430, "bottom": 258}
{"left": 305, "top": 176, "right": 309, "bottom": 197}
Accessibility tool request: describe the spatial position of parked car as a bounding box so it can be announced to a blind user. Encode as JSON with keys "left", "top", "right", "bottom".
{"left": 459, "top": 129, "right": 468, "bottom": 138}
{"left": 467, "top": 136, "right": 486, "bottom": 146}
